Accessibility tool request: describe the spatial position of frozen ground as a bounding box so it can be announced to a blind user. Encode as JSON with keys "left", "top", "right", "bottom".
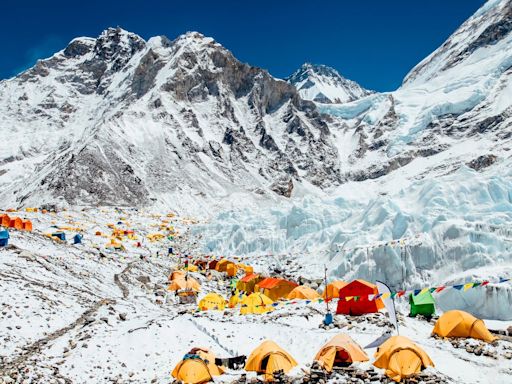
{"left": 1, "top": 208, "right": 511, "bottom": 383}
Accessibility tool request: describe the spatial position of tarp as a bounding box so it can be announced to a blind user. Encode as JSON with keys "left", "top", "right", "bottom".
{"left": 314, "top": 334, "right": 369, "bottom": 372}
{"left": 172, "top": 348, "right": 224, "bottom": 384}
{"left": 287, "top": 285, "right": 320, "bottom": 300}
{"left": 432, "top": 310, "right": 497, "bottom": 342}
{"left": 245, "top": 340, "right": 298, "bottom": 381}
{"left": 336, "top": 279, "right": 384, "bottom": 315}
{"left": 373, "top": 336, "right": 434, "bottom": 382}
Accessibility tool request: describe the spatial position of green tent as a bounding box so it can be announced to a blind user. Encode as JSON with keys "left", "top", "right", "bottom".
{"left": 409, "top": 291, "right": 435, "bottom": 317}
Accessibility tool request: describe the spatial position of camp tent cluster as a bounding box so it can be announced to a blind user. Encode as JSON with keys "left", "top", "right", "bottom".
{"left": 0, "top": 214, "right": 32, "bottom": 232}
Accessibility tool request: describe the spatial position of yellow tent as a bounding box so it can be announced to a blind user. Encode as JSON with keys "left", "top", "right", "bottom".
{"left": 287, "top": 285, "right": 320, "bottom": 300}
{"left": 198, "top": 293, "right": 226, "bottom": 311}
{"left": 186, "top": 264, "right": 199, "bottom": 272}
{"left": 245, "top": 340, "right": 298, "bottom": 381}
{"left": 167, "top": 277, "right": 201, "bottom": 292}
{"left": 432, "top": 310, "right": 498, "bottom": 343}
{"left": 229, "top": 292, "right": 247, "bottom": 308}
{"left": 373, "top": 336, "right": 434, "bottom": 382}
{"left": 322, "top": 281, "right": 347, "bottom": 300}
{"left": 172, "top": 348, "right": 224, "bottom": 384}
{"left": 240, "top": 292, "right": 274, "bottom": 315}
{"left": 314, "top": 334, "right": 369, "bottom": 372}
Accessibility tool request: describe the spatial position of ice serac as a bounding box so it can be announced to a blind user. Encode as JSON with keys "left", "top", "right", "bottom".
{"left": 287, "top": 63, "right": 372, "bottom": 104}
{"left": 0, "top": 28, "right": 342, "bottom": 208}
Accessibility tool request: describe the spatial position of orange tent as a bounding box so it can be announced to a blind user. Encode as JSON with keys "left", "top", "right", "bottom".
{"left": 0, "top": 214, "right": 10, "bottom": 227}
{"left": 22, "top": 220, "right": 33, "bottom": 231}
{"left": 172, "top": 348, "right": 224, "bottom": 384}
{"left": 336, "top": 279, "right": 384, "bottom": 315}
{"left": 169, "top": 270, "right": 186, "bottom": 281}
{"left": 226, "top": 263, "right": 238, "bottom": 277}
{"left": 9, "top": 217, "right": 23, "bottom": 230}
{"left": 322, "top": 281, "right": 347, "bottom": 300}
{"left": 287, "top": 285, "right": 320, "bottom": 300}
{"left": 245, "top": 340, "right": 298, "bottom": 381}
{"left": 314, "top": 334, "right": 369, "bottom": 372}
{"left": 167, "top": 277, "right": 201, "bottom": 292}
{"left": 237, "top": 273, "right": 263, "bottom": 293}
{"left": 432, "top": 310, "right": 498, "bottom": 343}
{"left": 374, "top": 336, "right": 434, "bottom": 382}
{"left": 215, "top": 259, "right": 236, "bottom": 273}
{"left": 255, "top": 278, "right": 298, "bottom": 301}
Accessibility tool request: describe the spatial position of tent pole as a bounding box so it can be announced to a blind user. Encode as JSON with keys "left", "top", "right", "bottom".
{"left": 324, "top": 264, "right": 329, "bottom": 313}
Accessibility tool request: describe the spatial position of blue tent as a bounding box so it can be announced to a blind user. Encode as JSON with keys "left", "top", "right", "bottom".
{"left": 0, "top": 230, "right": 9, "bottom": 247}
{"left": 73, "top": 234, "right": 83, "bottom": 244}
{"left": 52, "top": 232, "right": 66, "bottom": 241}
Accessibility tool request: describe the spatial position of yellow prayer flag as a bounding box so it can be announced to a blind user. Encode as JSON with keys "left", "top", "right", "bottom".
{"left": 463, "top": 283, "right": 474, "bottom": 291}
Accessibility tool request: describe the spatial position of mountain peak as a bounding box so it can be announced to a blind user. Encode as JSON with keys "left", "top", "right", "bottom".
{"left": 287, "top": 63, "right": 372, "bottom": 104}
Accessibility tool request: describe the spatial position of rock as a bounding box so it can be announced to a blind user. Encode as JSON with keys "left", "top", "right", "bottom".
{"left": 119, "top": 313, "right": 127, "bottom": 321}
{"left": 136, "top": 275, "right": 151, "bottom": 284}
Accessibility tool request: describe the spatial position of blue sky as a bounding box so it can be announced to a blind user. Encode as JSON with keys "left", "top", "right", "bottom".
{"left": 1, "top": 0, "right": 484, "bottom": 91}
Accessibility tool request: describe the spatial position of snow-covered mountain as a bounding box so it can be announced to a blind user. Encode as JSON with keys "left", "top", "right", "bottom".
{"left": 287, "top": 63, "right": 372, "bottom": 104}
{"left": 0, "top": 0, "right": 511, "bottom": 318}
{"left": 0, "top": 29, "right": 341, "bottom": 209}
{"left": 188, "top": 0, "right": 512, "bottom": 319}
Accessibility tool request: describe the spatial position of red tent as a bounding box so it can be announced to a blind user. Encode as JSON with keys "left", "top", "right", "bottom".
{"left": 336, "top": 279, "right": 384, "bottom": 315}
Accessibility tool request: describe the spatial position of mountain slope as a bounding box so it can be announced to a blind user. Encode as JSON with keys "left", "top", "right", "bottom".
{"left": 320, "top": 0, "right": 512, "bottom": 183}
{"left": 287, "top": 63, "right": 372, "bottom": 104}
{"left": 0, "top": 29, "right": 342, "bottom": 209}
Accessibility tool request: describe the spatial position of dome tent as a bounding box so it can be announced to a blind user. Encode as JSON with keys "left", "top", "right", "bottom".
{"left": 432, "top": 310, "right": 497, "bottom": 343}
{"left": 172, "top": 348, "right": 224, "bottom": 384}
{"left": 245, "top": 340, "right": 298, "bottom": 381}
{"left": 373, "top": 336, "right": 434, "bottom": 382}
{"left": 314, "top": 333, "right": 369, "bottom": 372}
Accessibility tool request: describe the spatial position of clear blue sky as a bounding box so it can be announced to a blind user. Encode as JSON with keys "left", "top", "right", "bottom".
{"left": 1, "top": 0, "right": 485, "bottom": 91}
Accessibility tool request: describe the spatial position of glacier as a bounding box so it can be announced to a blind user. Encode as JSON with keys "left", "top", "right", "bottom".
{"left": 193, "top": 162, "right": 512, "bottom": 320}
